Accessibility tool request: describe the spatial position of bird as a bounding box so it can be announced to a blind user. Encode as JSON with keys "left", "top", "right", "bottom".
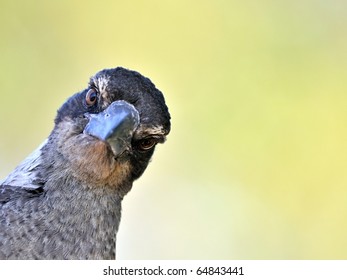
{"left": 0, "top": 67, "right": 171, "bottom": 259}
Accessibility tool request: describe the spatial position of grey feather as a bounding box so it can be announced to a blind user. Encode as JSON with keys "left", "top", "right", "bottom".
{"left": 1, "top": 140, "right": 47, "bottom": 189}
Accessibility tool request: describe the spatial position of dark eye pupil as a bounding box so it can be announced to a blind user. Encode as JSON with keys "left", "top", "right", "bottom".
{"left": 143, "top": 139, "right": 153, "bottom": 147}
{"left": 89, "top": 92, "right": 96, "bottom": 101}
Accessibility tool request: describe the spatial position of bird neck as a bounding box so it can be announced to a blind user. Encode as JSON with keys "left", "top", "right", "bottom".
{"left": 43, "top": 172, "right": 125, "bottom": 259}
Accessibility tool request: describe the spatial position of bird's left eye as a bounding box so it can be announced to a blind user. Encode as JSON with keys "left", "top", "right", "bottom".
{"left": 137, "top": 138, "right": 158, "bottom": 152}
{"left": 86, "top": 88, "right": 98, "bottom": 106}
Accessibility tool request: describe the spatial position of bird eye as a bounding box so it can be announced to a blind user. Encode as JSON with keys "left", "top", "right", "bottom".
{"left": 86, "top": 88, "right": 98, "bottom": 106}
{"left": 137, "top": 138, "right": 157, "bottom": 152}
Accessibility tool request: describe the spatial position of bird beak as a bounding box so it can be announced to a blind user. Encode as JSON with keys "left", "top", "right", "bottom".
{"left": 83, "top": 100, "right": 140, "bottom": 157}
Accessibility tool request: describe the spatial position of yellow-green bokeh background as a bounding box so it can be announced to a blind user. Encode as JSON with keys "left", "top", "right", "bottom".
{"left": 1, "top": 0, "right": 346, "bottom": 259}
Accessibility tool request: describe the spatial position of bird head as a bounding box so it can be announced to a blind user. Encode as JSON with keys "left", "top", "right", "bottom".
{"left": 48, "top": 67, "right": 171, "bottom": 193}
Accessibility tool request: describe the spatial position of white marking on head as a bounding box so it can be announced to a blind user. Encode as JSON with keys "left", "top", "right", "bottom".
{"left": 92, "top": 75, "right": 112, "bottom": 109}
{"left": 97, "top": 76, "right": 109, "bottom": 93}
{"left": 135, "top": 125, "right": 167, "bottom": 138}
{"left": 146, "top": 125, "right": 166, "bottom": 135}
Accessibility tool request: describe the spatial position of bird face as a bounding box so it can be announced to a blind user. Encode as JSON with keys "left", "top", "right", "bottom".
{"left": 50, "top": 68, "right": 171, "bottom": 190}
{"left": 0, "top": 67, "right": 170, "bottom": 260}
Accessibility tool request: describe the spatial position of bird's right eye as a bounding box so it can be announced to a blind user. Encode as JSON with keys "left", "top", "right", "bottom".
{"left": 86, "top": 88, "right": 98, "bottom": 106}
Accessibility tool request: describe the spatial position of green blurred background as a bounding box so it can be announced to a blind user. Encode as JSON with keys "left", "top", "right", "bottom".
{"left": 0, "top": 0, "right": 346, "bottom": 259}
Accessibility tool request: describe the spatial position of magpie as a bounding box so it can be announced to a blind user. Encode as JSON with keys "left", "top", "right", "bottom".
{"left": 0, "top": 67, "right": 171, "bottom": 259}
